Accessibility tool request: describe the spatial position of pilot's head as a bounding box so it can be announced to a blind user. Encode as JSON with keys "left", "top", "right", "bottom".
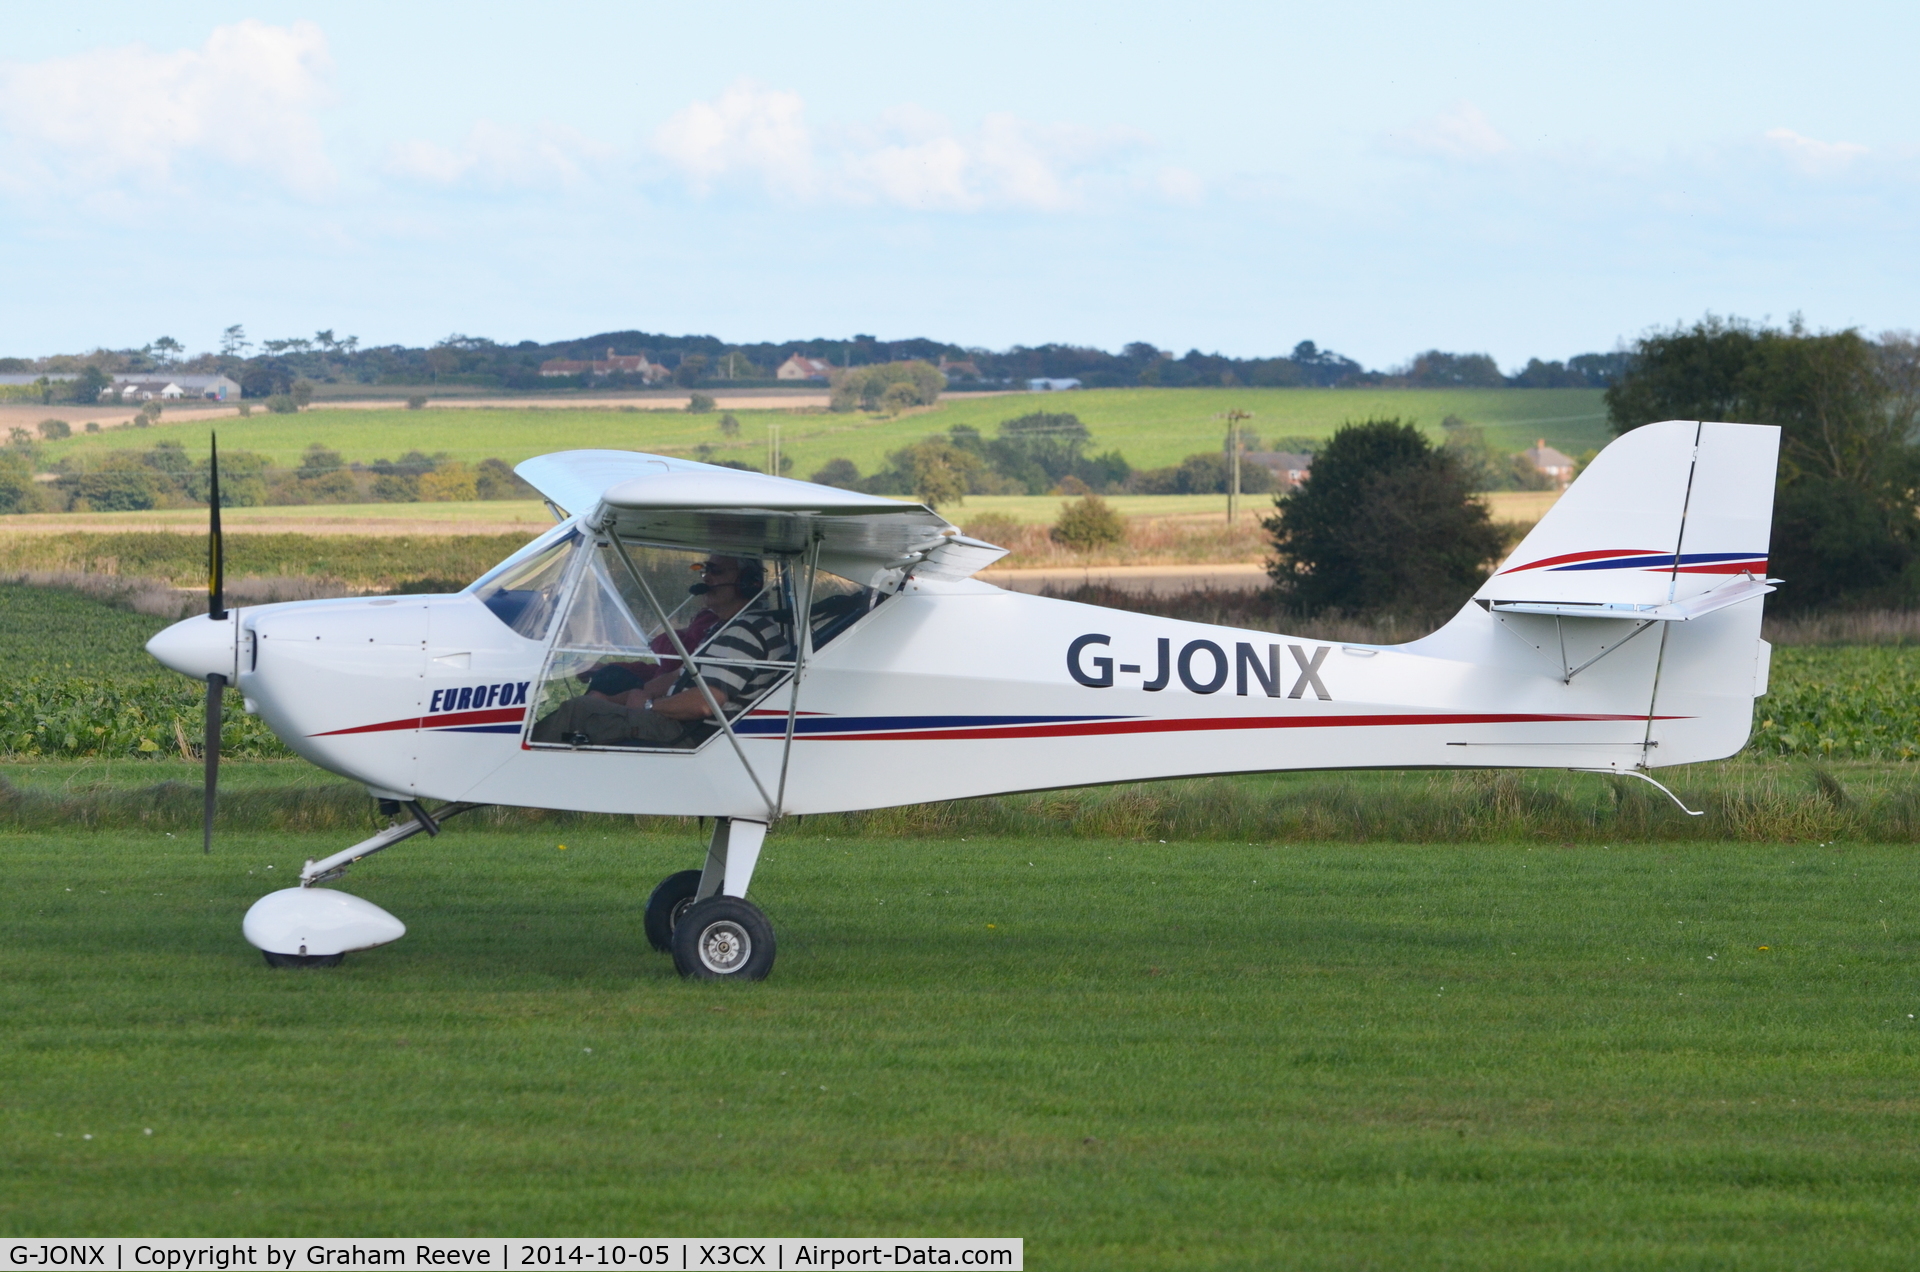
{"left": 692, "top": 555, "right": 765, "bottom": 605}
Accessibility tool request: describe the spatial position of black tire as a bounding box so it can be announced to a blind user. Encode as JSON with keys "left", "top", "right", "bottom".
{"left": 670, "top": 896, "right": 776, "bottom": 981}
{"left": 262, "top": 951, "right": 344, "bottom": 969}
{"left": 644, "top": 869, "right": 705, "bottom": 952}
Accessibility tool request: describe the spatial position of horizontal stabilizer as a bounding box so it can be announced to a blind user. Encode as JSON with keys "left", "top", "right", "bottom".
{"left": 1487, "top": 575, "right": 1777, "bottom": 622}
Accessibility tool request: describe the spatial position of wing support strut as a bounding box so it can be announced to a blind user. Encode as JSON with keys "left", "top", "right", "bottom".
{"left": 774, "top": 535, "right": 821, "bottom": 819}
{"left": 603, "top": 528, "right": 778, "bottom": 819}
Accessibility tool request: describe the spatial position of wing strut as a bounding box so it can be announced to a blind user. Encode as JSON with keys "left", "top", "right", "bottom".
{"left": 774, "top": 535, "right": 821, "bottom": 818}
{"left": 603, "top": 529, "right": 777, "bottom": 819}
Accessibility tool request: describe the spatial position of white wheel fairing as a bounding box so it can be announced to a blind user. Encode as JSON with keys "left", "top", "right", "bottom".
{"left": 243, "top": 887, "right": 406, "bottom": 956}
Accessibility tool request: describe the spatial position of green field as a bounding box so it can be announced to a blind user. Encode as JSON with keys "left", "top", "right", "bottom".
{"left": 34, "top": 387, "right": 1608, "bottom": 482}
{"left": 5, "top": 820, "right": 1920, "bottom": 1265}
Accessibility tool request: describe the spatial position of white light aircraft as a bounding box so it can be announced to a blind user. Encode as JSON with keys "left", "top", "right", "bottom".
{"left": 147, "top": 420, "right": 1779, "bottom": 981}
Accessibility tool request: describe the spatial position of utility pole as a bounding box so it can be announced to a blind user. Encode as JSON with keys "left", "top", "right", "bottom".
{"left": 768, "top": 423, "right": 781, "bottom": 476}
{"left": 1217, "top": 408, "right": 1253, "bottom": 523}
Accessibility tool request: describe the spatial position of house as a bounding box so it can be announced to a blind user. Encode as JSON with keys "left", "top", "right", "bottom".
{"left": 109, "top": 373, "right": 240, "bottom": 402}
{"left": 1244, "top": 451, "right": 1313, "bottom": 490}
{"left": 1027, "top": 377, "right": 1082, "bottom": 391}
{"left": 776, "top": 354, "right": 835, "bottom": 381}
{"left": 1518, "top": 438, "right": 1577, "bottom": 486}
{"left": 538, "top": 348, "right": 669, "bottom": 382}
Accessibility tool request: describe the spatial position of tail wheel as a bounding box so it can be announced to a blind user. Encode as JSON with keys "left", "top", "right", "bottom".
{"left": 671, "top": 896, "right": 776, "bottom": 981}
{"left": 644, "top": 869, "right": 705, "bottom": 952}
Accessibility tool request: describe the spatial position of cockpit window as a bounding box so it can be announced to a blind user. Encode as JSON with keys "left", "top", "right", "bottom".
{"left": 471, "top": 529, "right": 579, "bottom": 640}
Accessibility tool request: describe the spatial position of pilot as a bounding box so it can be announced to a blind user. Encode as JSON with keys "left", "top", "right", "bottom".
{"left": 532, "top": 556, "right": 791, "bottom": 747}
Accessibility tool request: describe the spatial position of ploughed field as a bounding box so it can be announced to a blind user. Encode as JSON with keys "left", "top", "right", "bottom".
{"left": 4, "top": 817, "right": 1919, "bottom": 1267}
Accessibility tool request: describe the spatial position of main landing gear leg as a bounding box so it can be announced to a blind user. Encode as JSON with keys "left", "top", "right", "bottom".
{"left": 646, "top": 817, "right": 776, "bottom": 981}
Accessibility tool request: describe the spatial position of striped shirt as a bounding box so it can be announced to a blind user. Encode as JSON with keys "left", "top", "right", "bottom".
{"left": 680, "top": 607, "right": 792, "bottom": 715}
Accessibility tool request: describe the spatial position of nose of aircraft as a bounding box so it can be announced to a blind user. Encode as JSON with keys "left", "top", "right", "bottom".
{"left": 147, "top": 613, "right": 237, "bottom": 681}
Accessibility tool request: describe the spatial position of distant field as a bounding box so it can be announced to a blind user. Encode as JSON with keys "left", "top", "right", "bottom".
{"left": 30, "top": 387, "right": 1608, "bottom": 482}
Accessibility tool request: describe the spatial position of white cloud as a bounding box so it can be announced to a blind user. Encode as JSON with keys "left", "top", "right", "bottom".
{"left": 652, "top": 80, "right": 813, "bottom": 196}
{"left": 385, "top": 120, "right": 610, "bottom": 190}
{"left": 652, "top": 80, "right": 1140, "bottom": 211}
{"left": 1154, "top": 166, "right": 1205, "bottom": 206}
{"left": 1764, "top": 127, "right": 1868, "bottom": 176}
{"left": 1389, "top": 101, "right": 1512, "bottom": 160}
{"left": 0, "top": 21, "right": 335, "bottom": 196}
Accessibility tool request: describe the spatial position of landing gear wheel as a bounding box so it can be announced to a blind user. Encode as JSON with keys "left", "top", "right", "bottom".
{"left": 645, "top": 869, "right": 705, "bottom": 952}
{"left": 671, "top": 896, "right": 776, "bottom": 981}
{"left": 262, "top": 951, "right": 344, "bottom": 969}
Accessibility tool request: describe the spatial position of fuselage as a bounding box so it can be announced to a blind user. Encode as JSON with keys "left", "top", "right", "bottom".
{"left": 149, "top": 550, "right": 1763, "bottom": 819}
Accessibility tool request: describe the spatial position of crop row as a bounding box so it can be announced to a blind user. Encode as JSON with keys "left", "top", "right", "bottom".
{"left": 4, "top": 646, "right": 1916, "bottom": 762}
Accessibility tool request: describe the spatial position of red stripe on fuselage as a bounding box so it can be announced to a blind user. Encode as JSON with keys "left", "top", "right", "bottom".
{"left": 312, "top": 706, "right": 526, "bottom": 737}
{"left": 800, "top": 711, "right": 1671, "bottom": 742}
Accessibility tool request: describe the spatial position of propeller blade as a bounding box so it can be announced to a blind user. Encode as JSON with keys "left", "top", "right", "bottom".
{"left": 205, "top": 434, "right": 225, "bottom": 853}
{"left": 203, "top": 672, "right": 224, "bottom": 853}
{"left": 208, "top": 433, "right": 225, "bottom": 620}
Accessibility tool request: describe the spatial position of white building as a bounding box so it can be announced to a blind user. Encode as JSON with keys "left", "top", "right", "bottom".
{"left": 776, "top": 355, "right": 834, "bottom": 381}
{"left": 109, "top": 373, "right": 241, "bottom": 402}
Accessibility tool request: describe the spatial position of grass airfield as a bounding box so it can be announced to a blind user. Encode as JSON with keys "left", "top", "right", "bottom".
{"left": 6, "top": 784, "right": 1920, "bottom": 1264}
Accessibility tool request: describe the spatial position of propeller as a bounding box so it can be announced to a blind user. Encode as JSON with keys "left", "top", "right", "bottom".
{"left": 204, "top": 434, "right": 226, "bottom": 854}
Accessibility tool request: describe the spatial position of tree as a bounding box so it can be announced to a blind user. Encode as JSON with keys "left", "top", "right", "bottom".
{"left": 1266, "top": 418, "right": 1509, "bottom": 615}
{"left": 1051, "top": 495, "right": 1126, "bottom": 549}
{"left": 718, "top": 412, "right": 740, "bottom": 437}
{"left": 686, "top": 392, "right": 716, "bottom": 414}
{"left": 38, "top": 418, "right": 70, "bottom": 440}
{"left": 150, "top": 336, "right": 184, "bottom": 366}
{"left": 220, "top": 325, "right": 250, "bottom": 357}
{"left": 0, "top": 449, "right": 45, "bottom": 514}
{"left": 674, "top": 355, "right": 710, "bottom": 387}
{"left": 1400, "top": 350, "right": 1505, "bottom": 388}
{"left": 1606, "top": 318, "right": 1920, "bottom": 608}
{"left": 70, "top": 365, "right": 109, "bottom": 404}
{"left": 829, "top": 360, "right": 946, "bottom": 412}
{"left": 810, "top": 458, "right": 860, "bottom": 489}
{"left": 883, "top": 438, "right": 983, "bottom": 508}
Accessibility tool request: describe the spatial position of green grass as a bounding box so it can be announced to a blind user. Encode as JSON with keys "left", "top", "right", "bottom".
{"left": 0, "top": 534, "right": 531, "bottom": 590}
{"left": 35, "top": 388, "right": 1608, "bottom": 483}
{"left": 4, "top": 822, "right": 1919, "bottom": 1265}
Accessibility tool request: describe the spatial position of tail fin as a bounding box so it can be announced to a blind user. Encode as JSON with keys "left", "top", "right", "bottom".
{"left": 1453, "top": 420, "right": 1780, "bottom": 768}
{"left": 1477, "top": 420, "right": 1777, "bottom": 611}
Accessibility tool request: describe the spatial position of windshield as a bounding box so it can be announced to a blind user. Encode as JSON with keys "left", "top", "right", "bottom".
{"left": 471, "top": 529, "right": 579, "bottom": 640}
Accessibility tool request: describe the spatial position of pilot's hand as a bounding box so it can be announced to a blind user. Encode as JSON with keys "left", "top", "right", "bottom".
{"left": 652, "top": 687, "right": 727, "bottom": 721}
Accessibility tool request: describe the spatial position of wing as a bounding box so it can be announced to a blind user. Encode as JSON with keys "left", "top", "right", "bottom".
{"left": 513, "top": 448, "right": 1009, "bottom": 582}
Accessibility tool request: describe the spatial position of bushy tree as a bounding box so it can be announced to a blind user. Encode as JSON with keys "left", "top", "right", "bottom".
{"left": 686, "top": 392, "right": 716, "bottom": 414}
{"left": 809, "top": 458, "right": 860, "bottom": 489}
{"left": 1051, "top": 495, "right": 1126, "bottom": 549}
{"left": 37, "top": 418, "right": 70, "bottom": 440}
{"left": 1606, "top": 318, "right": 1920, "bottom": 608}
{"left": 829, "top": 360, "right": 946, "bottom": 412}
{"left": 1266, "top": 418, "right": 1509, "bottom": 615}
{"left": 0, "top": 449, "right": 45, "bottom": 514}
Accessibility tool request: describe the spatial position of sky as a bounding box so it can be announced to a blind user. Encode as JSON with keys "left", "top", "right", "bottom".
{"left": 3, "top": 1, "right": 1916, "bottom": 369}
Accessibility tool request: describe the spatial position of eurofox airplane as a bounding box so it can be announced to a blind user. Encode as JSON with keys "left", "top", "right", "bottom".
{"left": 147, "top": 419, "right": 1779, "bottom": 981}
